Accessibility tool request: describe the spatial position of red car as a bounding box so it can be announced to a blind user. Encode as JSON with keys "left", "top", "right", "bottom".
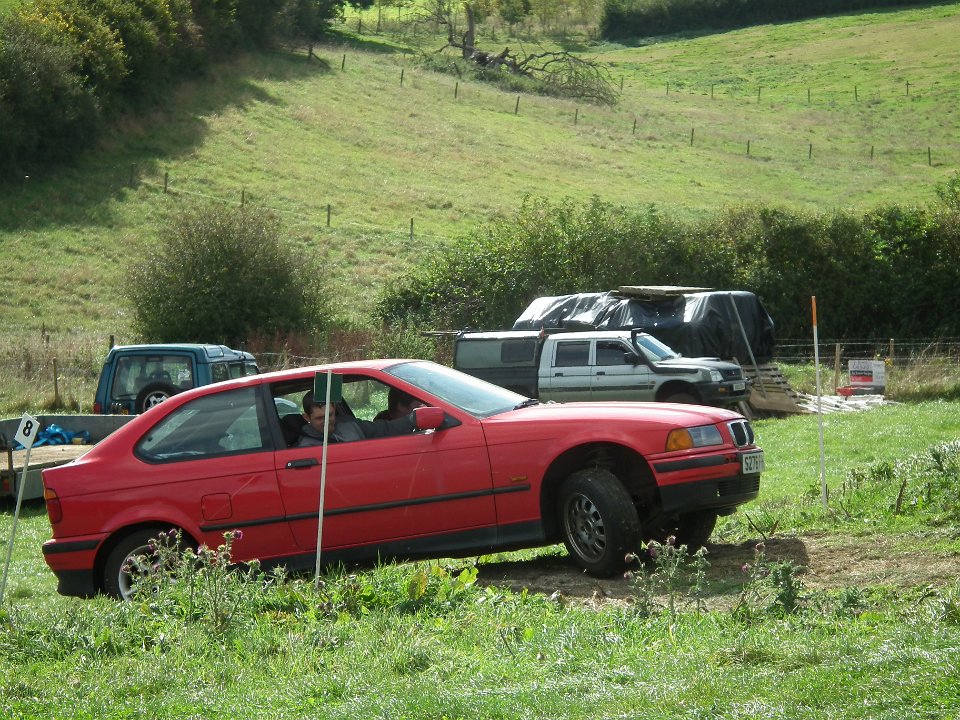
{"left": 42, "top": 360, "right": 763, "bottom": 599}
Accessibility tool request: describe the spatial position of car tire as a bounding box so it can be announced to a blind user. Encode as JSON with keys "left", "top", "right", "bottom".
{"left": 674, "top": 510, "right": 718, "bottom": 551}
{"left": 558, "top": 468, "right": 640, "bottom": 578}
{"left": 664, "top": 392, "right": 698, "bottom": 404}
{"left": 136, "top": 382, "right": 176, "bottom": 413}
{"left": 102, "top": 527, "right": 178, "bottom": 600}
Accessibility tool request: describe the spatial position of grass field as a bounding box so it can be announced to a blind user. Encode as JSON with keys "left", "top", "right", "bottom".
{"left": 1, "top": 4, "right": 959, "bottom": 339}
{"left": 2, "top": 400, "right": 959, "bottom": 718}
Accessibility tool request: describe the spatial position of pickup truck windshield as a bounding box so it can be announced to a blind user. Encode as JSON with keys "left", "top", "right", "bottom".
{"left": 385, "top": 361, "right": 528, "bottom": 418}
{"left": 633, "top": 334, "right": 681, "bottom": 362}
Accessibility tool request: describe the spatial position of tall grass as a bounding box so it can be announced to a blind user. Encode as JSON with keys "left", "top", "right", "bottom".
{"left": 2, "top": 401, "right": 960, "bottom": 717}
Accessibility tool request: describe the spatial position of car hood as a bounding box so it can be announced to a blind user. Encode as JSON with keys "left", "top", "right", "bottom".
{"left": 653, "top": 357, "right": 741, "bottom": 372}
{"left": 484, "top": 400, "right": 741, "bottom": 432}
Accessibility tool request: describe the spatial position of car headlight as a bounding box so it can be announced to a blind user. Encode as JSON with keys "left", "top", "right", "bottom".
{"left": 702, "top": 369, "right": 723, "bottom": 383}
{"left": 666, "top": 424, "right": 723, "bottom": 451}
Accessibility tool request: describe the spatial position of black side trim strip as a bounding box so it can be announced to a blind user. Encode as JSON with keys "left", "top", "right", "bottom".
{"left": 654, "top": 455, "right": 727, "bottom": 473}
{"left": 201, "top": 514, "right": 290, "bottom": 534}
{"left": 200, "top": 484, "right": 532, "bottom": 534}
{"left": 42, "top": 539, "right": 99, "bottom": 556}
{"left": 289, "top": 484, "right": 531, "bottom": 523}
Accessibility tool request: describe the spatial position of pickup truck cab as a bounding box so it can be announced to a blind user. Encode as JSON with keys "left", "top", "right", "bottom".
{"left": 93, "top": 343, "right": 259, "bottom": 415}
{"left": 454, "top": 330, "right": 749, "bottom": 407}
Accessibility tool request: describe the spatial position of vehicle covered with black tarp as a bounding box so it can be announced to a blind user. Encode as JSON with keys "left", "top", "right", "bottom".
{"left": 511, "top": 289, "right": 776, "bottom": 364}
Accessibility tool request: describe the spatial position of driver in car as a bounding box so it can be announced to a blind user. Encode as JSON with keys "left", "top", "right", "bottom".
{"left": 297, "top": 391, "right": 416, "bottom": 446}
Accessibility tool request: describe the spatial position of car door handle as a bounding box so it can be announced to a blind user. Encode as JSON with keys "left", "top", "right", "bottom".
{"left": 286, "top": 458, "right": 319, "bottom": 469}
{"left": 595, "top": 371, "right": 606, "bottom": 376}
{"left": 554, "top": 372, "right": 564, "bottom": 377}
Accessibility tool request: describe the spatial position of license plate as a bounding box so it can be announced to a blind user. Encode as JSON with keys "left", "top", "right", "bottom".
{"left": 741, "top": 450, "right": 764, "bottom": 474}
{"left": 733, "top": 382, "right": 746, "bottom": 391}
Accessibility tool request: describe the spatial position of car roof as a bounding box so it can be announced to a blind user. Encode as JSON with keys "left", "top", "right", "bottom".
{"left": 106, "top": 344, "right": 256, "bottom": 361}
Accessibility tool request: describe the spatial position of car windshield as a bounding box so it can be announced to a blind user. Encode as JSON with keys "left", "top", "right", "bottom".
{"left": 633, "top": 334, "right": 681, "bottom": 361}
{"left": 384, "top": 361, "right": 528, "bottom": 418}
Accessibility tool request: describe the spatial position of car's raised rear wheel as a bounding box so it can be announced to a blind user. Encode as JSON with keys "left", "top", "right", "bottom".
{"left": 102, "top": 527, "right": 180, "bottom": 600}
{"left": 558, "top": 468, "right": 640, "bottom": 578}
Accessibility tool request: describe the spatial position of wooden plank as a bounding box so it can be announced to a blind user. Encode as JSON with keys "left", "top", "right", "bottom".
{"left": 9, "top": 444, "right": 90, "bottom": 471}
{"left": 616, "top": 285, "right": 713, "bottom": 298}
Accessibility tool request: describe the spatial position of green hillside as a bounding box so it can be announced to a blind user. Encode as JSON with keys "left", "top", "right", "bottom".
{"left": 1, "top": 3, "right": 958, "bottom": 338}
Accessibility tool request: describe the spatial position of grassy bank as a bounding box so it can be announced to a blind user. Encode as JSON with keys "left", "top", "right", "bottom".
{"left": 2, "top": 4, "right": 959, "bottom": 337}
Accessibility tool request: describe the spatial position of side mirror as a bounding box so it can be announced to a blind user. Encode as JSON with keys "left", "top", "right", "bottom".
{"left": 413, "top": 406, "right": 445, "bottom": 431}
{"left": 624, "top": 352, "right": 641, "bottom": 365}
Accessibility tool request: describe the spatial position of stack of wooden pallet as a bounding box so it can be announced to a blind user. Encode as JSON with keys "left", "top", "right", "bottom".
{"left": 740, "top": 363, "right": 807, "bottom": 416}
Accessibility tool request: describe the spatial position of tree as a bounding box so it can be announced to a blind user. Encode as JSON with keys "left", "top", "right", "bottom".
{"left": 420, "top": 1, "right": 618, "bottom": 105}
{"left": 129, "top": 202, "right": 332, "bottom": 344}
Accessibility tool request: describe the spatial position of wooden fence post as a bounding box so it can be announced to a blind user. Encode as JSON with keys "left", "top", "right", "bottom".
{"left": 833, "top": 344, "right": 841, "bottom": 390}
{"left": 53, "top": 357, "right": 61, "bottom": 406}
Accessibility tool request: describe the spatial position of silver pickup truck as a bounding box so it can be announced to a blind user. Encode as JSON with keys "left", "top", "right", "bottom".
{"left": 453, "top": 329, "right": 749, "bottom": 406}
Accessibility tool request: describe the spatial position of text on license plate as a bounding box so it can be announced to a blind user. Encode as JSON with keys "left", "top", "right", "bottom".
{"left": 741, "top": 451, "right": 764, "bottom": 474}
{"left": 733, "top": 382, "right": 746, "bottom": 391}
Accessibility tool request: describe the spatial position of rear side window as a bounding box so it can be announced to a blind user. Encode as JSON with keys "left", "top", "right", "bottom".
{"left": 553, "top": 341, "right": 590, "bottom": 368}
{"left": 455, "top": 337, "right": 537, "bottom": 369}
{"left": 137, "top": 387, "right": 268, "bottom": 462}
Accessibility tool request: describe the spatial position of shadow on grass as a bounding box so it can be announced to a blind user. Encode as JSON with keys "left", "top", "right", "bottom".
{"left": 0, "top": 49, "right": 333, "bottom": 233}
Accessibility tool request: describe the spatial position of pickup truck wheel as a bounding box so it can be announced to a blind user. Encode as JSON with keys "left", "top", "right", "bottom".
{"left": 558, "top": 468, "right": 640, "bottom": 578}
{"left": 664, "top": 392, "right": 698, "bottom": 404}
{"left": 102, "top": 527, "right": 180, "bottom": 600}
{"left": 136, "top": 382, "right": 176, "bottom": 413}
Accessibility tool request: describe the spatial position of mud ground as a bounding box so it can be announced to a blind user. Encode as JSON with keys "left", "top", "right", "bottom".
{"left": 475, "top": 534, "right": 960, "bottom": 609}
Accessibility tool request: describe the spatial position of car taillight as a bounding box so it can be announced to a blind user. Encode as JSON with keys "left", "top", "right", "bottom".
{"left": 93, "top": 400, "right": 102, "bottom": 414}
{"left": 44, "top": 487, "right": 63, "bottom": 524}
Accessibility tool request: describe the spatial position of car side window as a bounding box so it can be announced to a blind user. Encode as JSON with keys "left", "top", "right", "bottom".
{"left": 137, "top": 386, "right": 268, "bottom": 462}
{"left": 553, "top": 341, "right": 590, "bottom": 368}
{"left": 211, "top": 362, "right": 229, "bottom": 383}
{"left": 596, "top": 341, "right": 629, "bottom": 366}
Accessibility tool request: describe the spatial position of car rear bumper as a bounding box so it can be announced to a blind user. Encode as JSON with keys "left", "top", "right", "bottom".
{"left": 42, "top": 535, "right": 104, "bottom": 598}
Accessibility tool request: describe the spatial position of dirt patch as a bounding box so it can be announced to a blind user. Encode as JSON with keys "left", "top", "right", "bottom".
{"left": 476, "top": 534, "right": 960, "bottom": 609}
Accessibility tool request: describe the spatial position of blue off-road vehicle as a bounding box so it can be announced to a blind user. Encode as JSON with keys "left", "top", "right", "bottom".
{"left": 93, "top": 344, "right": 259, "bottom": 414}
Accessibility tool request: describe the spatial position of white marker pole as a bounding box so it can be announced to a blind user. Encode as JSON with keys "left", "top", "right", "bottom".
{"left": 1, "top": 414, "right": 39, "bottom": 605}
{"left": 314, "top": 370, "right": 332, "bottom": 589}
{"left": 812, "top": 297, "right": 828, "bottom": 511}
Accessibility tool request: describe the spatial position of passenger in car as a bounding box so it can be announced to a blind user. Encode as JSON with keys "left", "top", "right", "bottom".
{"left": 374, "top": 387, "right": 425, "bottom": 421}
{"left": 297, "top": 391, "right": 415, "bottom": 446}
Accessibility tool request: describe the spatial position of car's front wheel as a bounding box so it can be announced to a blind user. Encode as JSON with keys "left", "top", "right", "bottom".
{"left": 558, "top": 468, "right": 641, "bottom": 577}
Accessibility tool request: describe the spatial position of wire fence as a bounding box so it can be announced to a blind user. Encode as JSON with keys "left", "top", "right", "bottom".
{"left": 774, "top": 338, "right": 960, "bottom": 366}
{"left": 2, "top": 331, "right": 959, "bottom": 412}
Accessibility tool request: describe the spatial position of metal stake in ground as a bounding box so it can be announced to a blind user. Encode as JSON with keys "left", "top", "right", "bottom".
{"left": 314, "top": 370, "right": 342, "bottom": 589}
{"left": 1, "top": 414, "right": 39, "bottom": 605}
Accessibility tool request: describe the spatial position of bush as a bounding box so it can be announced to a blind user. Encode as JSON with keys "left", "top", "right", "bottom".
{"left": 0, "top": 13, "right": 101, "bottom": 171}
{"left": 128, "top": 201, "right": 333, "bottom": 344}
{"left": 376, "top": 195, "right": 960, "bottom": 339}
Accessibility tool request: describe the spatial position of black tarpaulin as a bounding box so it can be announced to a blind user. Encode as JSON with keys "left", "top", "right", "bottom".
{"left": 512, "top": 290, "right": 776, "bottom": 363}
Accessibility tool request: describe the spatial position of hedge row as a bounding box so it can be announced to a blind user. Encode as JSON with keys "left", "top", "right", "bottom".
{"left": 375, "top": 175, "right": 960, "bottom": 340}
{"left": 599, "top": 0, "right": 936, "bottom": 40}
{"left": 0, "top": 0, "right": 353, "bottom": 174}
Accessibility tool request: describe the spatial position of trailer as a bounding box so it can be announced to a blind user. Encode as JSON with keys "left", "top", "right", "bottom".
{"left": 1, "top": 415, "right": 135, "bottom": 501}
